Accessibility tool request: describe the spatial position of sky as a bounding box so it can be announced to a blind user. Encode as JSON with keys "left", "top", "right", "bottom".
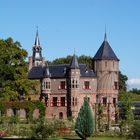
{"left": 0, "top": 0, "right": 140, "bottom": 89}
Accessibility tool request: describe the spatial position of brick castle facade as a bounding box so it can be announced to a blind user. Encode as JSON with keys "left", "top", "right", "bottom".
{"left": 28, "top": 30, "right": 119, "bottom": 127}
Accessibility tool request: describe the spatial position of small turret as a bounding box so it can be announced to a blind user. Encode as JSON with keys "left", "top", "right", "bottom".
{"left": 67, "top": 54, "right": 80, "bottom": 118}
{"left": 70, "top": 54, "right": 79, "bottom": 69}
{"left": 40, "top": 62, "right": 51, "bottom": 103}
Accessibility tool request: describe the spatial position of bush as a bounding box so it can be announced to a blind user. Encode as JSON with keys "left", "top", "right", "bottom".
{"left": 131, "top": 120, "right": 140, "bottom": 139}
{"left": 31, "top": 121, "right": 55, "bottom": 138}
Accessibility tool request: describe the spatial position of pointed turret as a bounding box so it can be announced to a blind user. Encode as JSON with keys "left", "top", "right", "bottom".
{"left": 44, "top": 62, "right": 50, "bottom": 78}
{"left": 34, "top": 29, "right": 40, "bottom": 46}
{"left": 70, "top": 54, "right": 79, "bottom": 69}
{"left": 94, "top": 33, "right": 119, "bottom": 61}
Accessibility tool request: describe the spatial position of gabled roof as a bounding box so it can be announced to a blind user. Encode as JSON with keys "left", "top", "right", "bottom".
{"left": 28, "top": 64, "right": 95, "bottom": 79}
{"left": 70, "top": 54, "right": 79, "bottom": 69}
{"left": 94, "top": 33, "right": 119, "bottom": 61}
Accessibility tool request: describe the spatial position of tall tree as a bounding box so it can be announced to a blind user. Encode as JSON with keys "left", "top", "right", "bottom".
{"left": 75, "top": 96, "right": 95, "bottom": 140}
{"left": 0, "top": 37, "right": 36, "bottom": 101}
{"left": 120, "top": 91, "right": 134, "bottom": 135}
{"left": 119, "top": 71, "right": 128, "bottom": 91}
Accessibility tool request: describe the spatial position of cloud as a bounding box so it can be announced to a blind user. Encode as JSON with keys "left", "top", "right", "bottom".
{"left": 127, "top": 78, "right": 140, "bottom": 85}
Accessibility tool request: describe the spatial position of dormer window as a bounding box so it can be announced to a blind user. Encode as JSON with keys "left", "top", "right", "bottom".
{"left": 63, "top": 67, "right": 66, "bottom": 74}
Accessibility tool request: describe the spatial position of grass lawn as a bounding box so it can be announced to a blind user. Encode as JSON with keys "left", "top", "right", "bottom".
{"left": 49, "top": 137, "right": 135, "bottom": 140}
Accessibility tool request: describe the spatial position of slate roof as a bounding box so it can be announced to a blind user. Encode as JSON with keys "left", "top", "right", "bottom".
{"left": 94, "top": 38, "right": 119, "bottom": 61}
{"left": 28, "top": 64, "right": 96, "bottom": 79}
{"left": 70, "top": 54, "right": 79, "bottom": 69}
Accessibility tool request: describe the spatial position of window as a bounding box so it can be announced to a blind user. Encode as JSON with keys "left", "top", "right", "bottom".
{"left": 103, "top": 97, "right": 107, "bottom": 106}
{"left": 72, "top": 79, "right": 75, "bottom": 88}
{"left": 72, "top": 97, "right": 74, "bottom": 106}
{"left": 42, "top": 81, "right": 50, "bottom": 89}
{"left": 113, "top": 98, "right": 116, "bottom": 106}
{"left": 60, "top": 81, "right": 66, "bottom": 89}
{"left": 105, "top": 61, "right": 107, "bottom": 67}
{"left": 84, "top": 81, "right": 90, "bottom": 89}
{"left": 114, "top": 82, "right": 118, "bottom": 90}
{"left": 61, "top": 97, "right": 65, "bottom": 106}
{"left": 113, "top": 61, "right": 115, "bottom": 68}
{"left": 75, "top": 97, "right": 78, "bottom": 106}
{"left": 59, "top": 112, "right": 63, "bottom": 119}
{"left": 45, "top": 98, "right": 48, "bottom": 107}
{"left": 46, "top": 82, "right": 50, "bottom": 89}
{"left": 53, "top": 97, "right": 57, "bottom": 106}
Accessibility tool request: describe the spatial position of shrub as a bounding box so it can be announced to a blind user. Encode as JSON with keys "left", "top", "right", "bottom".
{"left": 131, "top": 120, "right": 140, "bottom": 139}
{"left": 75, "top": 96, "right": 95, "bottom": 140}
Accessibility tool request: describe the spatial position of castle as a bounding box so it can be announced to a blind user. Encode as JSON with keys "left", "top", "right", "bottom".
{"left": 28, "top": 30, "right": 119, "bottom": 127}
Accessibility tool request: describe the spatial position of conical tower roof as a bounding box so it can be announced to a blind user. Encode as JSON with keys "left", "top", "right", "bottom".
{"left": 70, "top": 54, "right": 79, "bottom": 69}
{"left": 94, "top": 33, "right": 119, "bottom": 61}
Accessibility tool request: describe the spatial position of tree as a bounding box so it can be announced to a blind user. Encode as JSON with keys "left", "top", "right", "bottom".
{"left": 119, "top": 71, "right": 128, "bottom": 91}
{"left": 75, "top": 96, "right": 95, "bottom": 140}
{"left": 120, "top": 92, "right": 134, "bottom": 136}
{"left": 49, "top": 54, "right": 92, "bottom": 67}
{"left": 0, "top": 37, "right": 37, "bottom": 101}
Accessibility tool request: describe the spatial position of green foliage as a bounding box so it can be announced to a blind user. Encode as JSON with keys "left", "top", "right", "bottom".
{"left": 118, "top": 71, "right": 128, "bottom": 92}
{"left": 131, "top": 120, "right": 140, "bottom": 139}
{"left": 0, "top": 37, "right": 37, "bottom": 101}
{"left": 129, "top": 88, "right": 140, "bottom": 95}
{"left": 49, "top": 55, "right": 92, "bottom": 68}
{"left": 119, "top": 92, "right": 134, "bottom": 136}
{"left": 0, "top": 101, "right": 46, "bottom": 122}
{"left": 75, "top": 96, "right": 95, "bottom": 140}
{"left": 31, "top": 119, "right": 55, "bottom": 138}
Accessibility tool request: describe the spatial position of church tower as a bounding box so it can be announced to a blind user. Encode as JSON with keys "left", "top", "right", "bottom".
{"left": 28, "top": 30, "right": 45, "bottom": 70}
{"left": 67, "top": 54, "right": 80, "bottom": 119}
{"left": 93, "top": 33, "right": 119, "bottom": 128}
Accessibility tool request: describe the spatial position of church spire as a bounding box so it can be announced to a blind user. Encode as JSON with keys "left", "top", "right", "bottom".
{"left": 32, "top": 29, "right": 43, "bottom": 66}
{"left": 34, "top": 28, "right": 40, "bottom": 46}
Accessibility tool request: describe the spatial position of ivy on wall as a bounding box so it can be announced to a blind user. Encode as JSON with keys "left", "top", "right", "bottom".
{"left": 0, "top": 101, "right": 46, "bottom": 121}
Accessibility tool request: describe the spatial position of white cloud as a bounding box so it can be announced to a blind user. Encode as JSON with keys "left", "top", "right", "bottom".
{"left": 127, "top": 78, "right": 140, "bottom": 85}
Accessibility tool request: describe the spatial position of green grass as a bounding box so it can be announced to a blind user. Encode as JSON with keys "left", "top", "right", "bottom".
{"left": 49, "top": 137, "right": 136, "bottom": 140}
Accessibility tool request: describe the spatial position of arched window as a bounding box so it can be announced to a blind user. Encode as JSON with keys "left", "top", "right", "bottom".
{"left": 59, "top": 112, "right": 63, "bottom": 119}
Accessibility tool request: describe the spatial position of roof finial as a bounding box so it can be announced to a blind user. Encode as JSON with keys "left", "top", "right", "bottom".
{"left": 104, "top": 26, "right": 107, "bottom": 41}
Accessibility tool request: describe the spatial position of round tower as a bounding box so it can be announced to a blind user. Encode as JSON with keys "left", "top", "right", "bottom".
{"left": 93, "top": 33, "right": 119, "bottom": 127}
